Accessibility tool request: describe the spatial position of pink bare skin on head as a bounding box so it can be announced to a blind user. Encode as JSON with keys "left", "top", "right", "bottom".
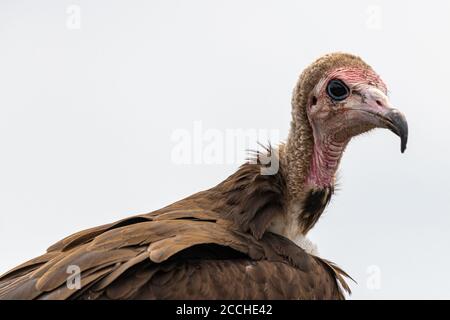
{"left": 324, "top": 68, "right": 387, "bottom": 93}
{"left": 305, "top": 67, "right": 406, "bottom": 188}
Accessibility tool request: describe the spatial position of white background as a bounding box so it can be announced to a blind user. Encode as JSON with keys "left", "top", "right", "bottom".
{"left": 1, "top": 0, "right": 449, "bottom": 299}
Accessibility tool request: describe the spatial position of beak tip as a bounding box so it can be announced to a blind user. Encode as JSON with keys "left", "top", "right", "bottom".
{"left": 401, "top": 137, "right": 407, "bottom": 153}
{"left": 385, "top": 110, "right": 408, "bottom": 154}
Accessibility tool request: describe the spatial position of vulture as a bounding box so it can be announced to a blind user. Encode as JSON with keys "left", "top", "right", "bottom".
{"left": 0, "top": 52, "right": 408, "bottom": 300}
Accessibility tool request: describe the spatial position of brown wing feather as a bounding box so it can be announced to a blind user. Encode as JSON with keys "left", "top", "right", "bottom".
{"left": 0, "top": 162, "right": 350, "bottom": 300}
{"left": 85, "top": 258, "right": 344, "bottom": 300}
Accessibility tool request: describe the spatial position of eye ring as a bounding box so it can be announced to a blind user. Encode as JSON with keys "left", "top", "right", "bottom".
{"left": 326, "top": 79, "right": 350, "bottom": 101}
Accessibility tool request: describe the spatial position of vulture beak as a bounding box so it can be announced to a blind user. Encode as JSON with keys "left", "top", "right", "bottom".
{"left": 383, "top": 109, "right": 408, "bottom": 153}
{"left": 351, "top": 86, "right": 408, "bottom": 153}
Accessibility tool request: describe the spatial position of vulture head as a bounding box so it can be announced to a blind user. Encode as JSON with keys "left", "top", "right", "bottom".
{"left": 285, "top": 53, "right": 407, "bottom": 188}
{"left": 280, "top": 52, "right": 408, "bottom": 236}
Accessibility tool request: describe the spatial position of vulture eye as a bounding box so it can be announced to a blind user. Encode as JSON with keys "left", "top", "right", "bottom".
{"left": 326, "top": 79, "right": 350, "bottom": 101}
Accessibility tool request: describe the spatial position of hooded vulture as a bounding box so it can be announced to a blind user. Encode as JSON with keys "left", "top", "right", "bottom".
{"left": 0, "top": 52, "right": 408, "bottom": 300}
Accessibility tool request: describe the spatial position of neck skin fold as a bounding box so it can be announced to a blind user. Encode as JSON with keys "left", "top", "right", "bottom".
{"left": 306, "top": 135, "right": 348, "bottom": 188}
{"left": 282, "top": 118, "right": 348, "bottom": 201}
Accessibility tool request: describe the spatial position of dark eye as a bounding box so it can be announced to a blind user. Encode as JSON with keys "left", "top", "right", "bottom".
{"left": 326, "top": 79, "right": 350, "bottom": 101}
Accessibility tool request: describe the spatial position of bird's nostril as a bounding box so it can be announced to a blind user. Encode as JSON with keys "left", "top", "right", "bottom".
{"left": 376, "top": 100, "right": 383, "bottom": 107}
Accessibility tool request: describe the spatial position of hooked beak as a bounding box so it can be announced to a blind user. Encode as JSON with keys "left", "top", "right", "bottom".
{"left": 379, "top": 109, "right": 408, "bottom": 153}
{"left": 350, "top": 86, "right": 408, "bottom": 153}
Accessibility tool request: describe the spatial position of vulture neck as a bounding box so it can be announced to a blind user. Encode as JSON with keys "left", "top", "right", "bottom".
{"left": 282, "top": 112, "right": 348, "bottom": 198}
{"left": 278, "top": 106, "right": 348, "bottom": 237}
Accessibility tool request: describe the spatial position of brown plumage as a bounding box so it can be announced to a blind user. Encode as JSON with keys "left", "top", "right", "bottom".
{"left": 0, "top": 52, "right": 407, "bottom": 300}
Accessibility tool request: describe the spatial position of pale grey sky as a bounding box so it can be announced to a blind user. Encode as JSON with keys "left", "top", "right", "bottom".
{"left": 0, "top": 0, "right": 449, "bottom": 299}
